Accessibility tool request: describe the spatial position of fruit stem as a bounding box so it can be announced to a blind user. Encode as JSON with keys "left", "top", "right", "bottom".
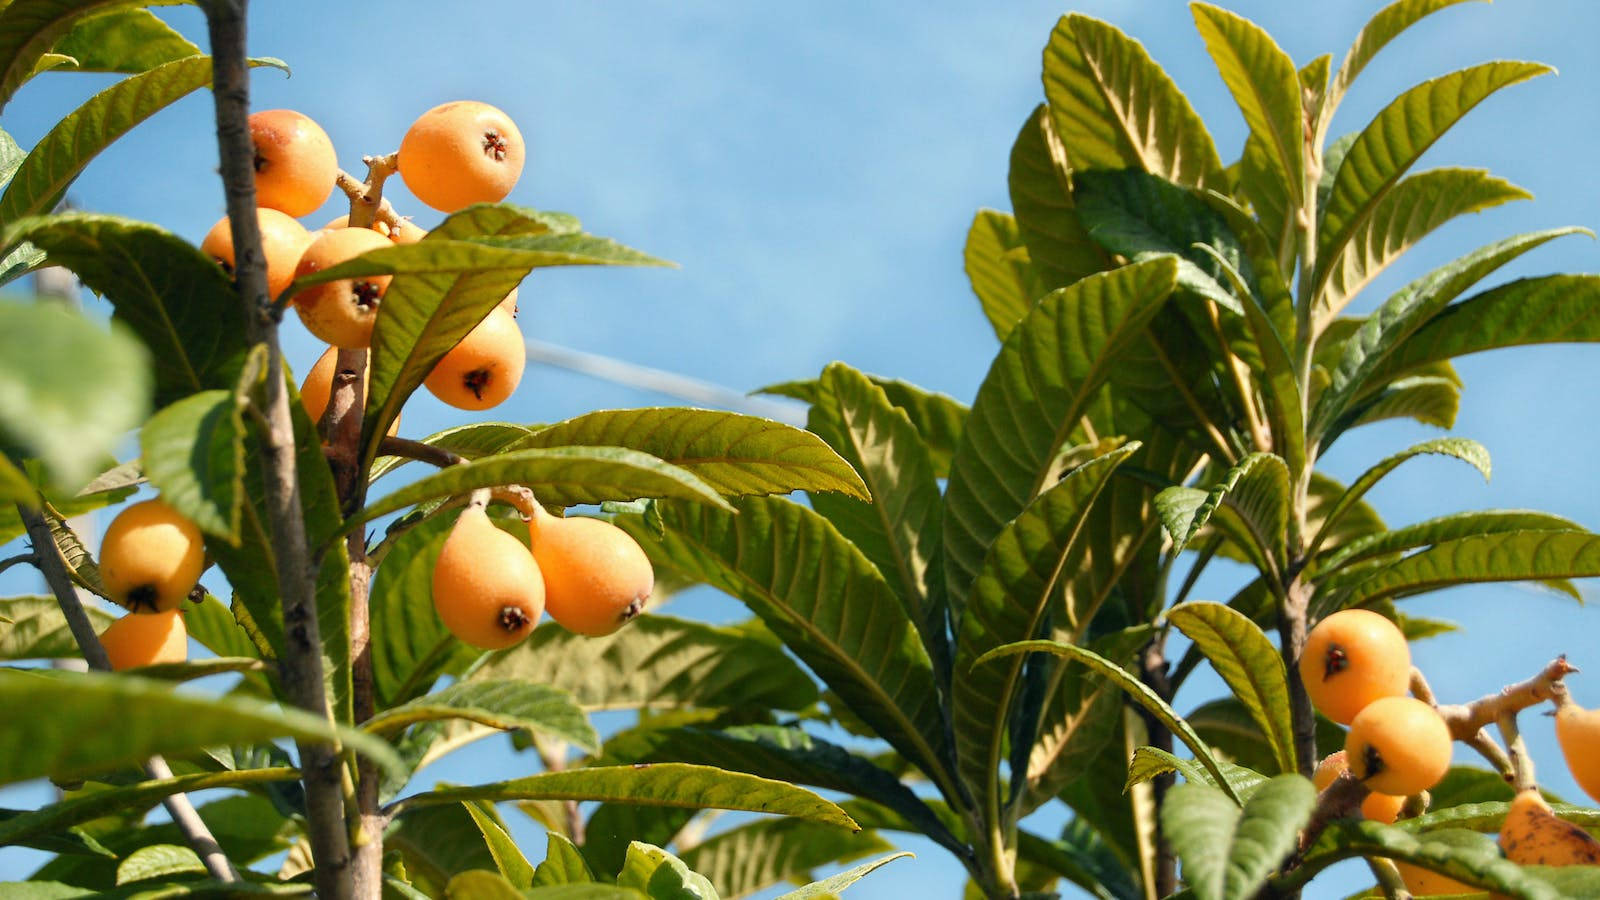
{"left": 1364, "top": 857, "right": 1412, "bottom": 900}
{"left": 338, "top": 154, "right": 400, "bottom": 231}
{"left": 17, "top": 503, "right": 240, "bottom": 884}
{"left": 1497, "top": 712, "right": 1538, "bottom": 793}
{"left": 377, "top": 435, "right": 465, "bottom": 469}
{"left": 1434, "top": 656, "right": 1578, "bottom": 741}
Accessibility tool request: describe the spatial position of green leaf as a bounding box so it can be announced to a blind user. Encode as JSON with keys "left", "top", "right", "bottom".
{"left": 1125, "top": 746, "right": 1269, "bottom": 802}
{"left": 0, "top": 0, "right": 190, "bottom": 111}
{"left": 1336, "top": 375, "right": 1460, "bottom": 436}
{"left": 472, "top": 614, "right": 817, "bottom": 713}
{"left": 1313, "top": 228, "right": 1583, "bottom": 437}
{"left": 1324, "top": 0, "right": 1486, "bottom": 121}
{"left": 678, "top": 820, "right": 890, "bottom": 900}
{"left": 1289, "top": 820, "right": 1554, "bottom": 897}
{"left": 532, "top": 832, "right": 595, "bottom": 886}
{"left": 139, "top": 389, "right": 245, "bottom": 543}
{"left": 1006, "top": 105, "right": 1110, "bottom": 289}
{"left": 804, "top": 363, "right": 946, "bottom": 672}
{"left": 0, "top": 301, "right": 150, "bottom": 491}
{"left": 348, "top": 446, "right": 731, "bottom": 537}
{"left": 1, "top": 213, "right": 246, "bottom": 408}
{"left": 462, "top": 802, "right": 535, "bottom": 889}
{"left": 1320, "top": 510, "right": 1583, "bottom": 573}
{"left": 182, "top": 592, "right": 261, "bottom": 661}
{"left": 357, "top": 210, "right": 666, "bottom": 472}
{"left": 964, "top": 209, "right": 1048, "bottom": 341}
{"left": 0, "top": 766, "right": 297, "bottom": 849}
{"left": 772, "top": 852, "right": 912, "bottom": 899}
{"left": 1315, "top": 168, "right": 1529, "bottom": 318}
{"left": 756, "top": 375, "right": 966, "bottom": 479}
{"left": 363, "top": 680, "right": 598, "bottom": 753}
{"left": 1335, "top": 530, "right": 1600, "bottom": 608}
{"left": 1042, "top": 13, "right": 1223, "bottom": 189}
{"left": 1187, "top": 698, "right": 1348, "bottom": 778}
{"left": 1309, "top": 437, "right": 1489, "bottom": 556}
{"left": 44, "top": 7, "right": 199, "bottom": 73}
{"left": 523, "top": 889, "right": 645, "bottom": 900}
{"left": 974, "top": 639, "right": 1236, "bottom": 801}
{"left": 616, "top": 497, "right": 954, "bottom": 809}
{"left": 371, "top": 422, "right": 541, "bottom": 481}
{"left": 942, "top": 256, "right": 1177, "bottom": 616}
{"left": 388, "top": 802, "right": 498, "bottom": 895}
{"left": 115, "top": 843, "right": 204, "bottom": 884}
{"left": 0, "top": 670, "right": 403, "bottom": 786}
{"left": 1191, "top": 3, "right": 1304, "bottom": 206}
{"left": 1317, "top": 62, "right": 1551, "bottom": 283}
{"left": 0, "top": 595, "right": 112, "bottom": 659}
{"left": 950, "top": 442, "right": 1139, "bottom": 811}
{"left": 595, "top": 724, "right": 963, "bottom": 859}
{"left": 580, "top": 804, "right": 697, "bottom": 883}
{"left": 1156, "top": 453, "right": 1289, "bottom": 567}
{"left": 0, "top": 881, "right": 309, "bottom": 898}
{"left": 443, "top": 870, "right": 524, "bottom": 899}
{"left": 512, "top": 407, "right": 866, "bottom": 499}
{"left": 1163, "top": 776, "right": 1316, "bottom": 900}
{"left": 393, "top": 763, "right": 856, "bottom": 830}
{"left": 0, "top": 56, "right": 266, "bottom": 225}
{"left": 617, "top": 842, "right": 719, "bottom": 900}
{"left": 124, "top": 656, "right": 266, "bottom": 682}
{"left": 1167, "top": 603, "right": 1294, "bottom": 775}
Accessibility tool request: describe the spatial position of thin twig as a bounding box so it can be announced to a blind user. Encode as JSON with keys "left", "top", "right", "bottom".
{"left": 336, "top": 155, "right": 400, "bottom": 231}
{"left": 18, "top": 503, "right": 239, "bottom": 882}
{"left": 1365, "top": 856, "right": 1413, "bottom": 900}
{"left": 377, "top": 436, "right": 466, "bottom": 469}
{"left": 0, "top": 551, "right": 37, "bottom": 577}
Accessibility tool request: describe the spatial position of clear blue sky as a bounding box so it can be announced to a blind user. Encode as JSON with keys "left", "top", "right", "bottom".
{"left": 2, "top": 2, "right": 1598, "bottom": 897}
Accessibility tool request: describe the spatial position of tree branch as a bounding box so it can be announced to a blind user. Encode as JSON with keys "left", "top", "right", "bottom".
{"left": 378, "top": 435, "right": 465, "bottom": 469}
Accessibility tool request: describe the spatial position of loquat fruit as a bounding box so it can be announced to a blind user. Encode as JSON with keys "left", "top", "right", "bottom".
{"left": 249, "top": 109, "right": 338, "bottom": 217}
{"left": 1346, "top": 696, "right": 1452, "bottom": 797}
{"left": 1499, "top": 788, "right": 1600, "bottom": 866}
{"left": 528, "top": 505, "right": 653, "bottom": 637}
{"left": 99, "top": 499, "right": 206, "bottom": 612}
{"left": 98, "top": 609, "right": 187, "bottom": 671}
{"left": 1299, "top": 608, "right": 1412, "bottom": 725}
{"left": 1311, "top": 750, "right": 1407, "bottom": 824}
{"left": 432, "top": 504, "right": 543, "bottom": 649}
{"left": 291, "top": 227, "right": 393, "bottom": 348}
{"left": 200, "top": 207, "right": 312, "bottom": 300}
{"left": 423, "top": 306, "right": 524, "bottom": 410}
{"left": 1554, "top": 694, "right": 1600, "bottom": 805}
{"left": 397, "top": 100, "right": 525, "bottom": 212}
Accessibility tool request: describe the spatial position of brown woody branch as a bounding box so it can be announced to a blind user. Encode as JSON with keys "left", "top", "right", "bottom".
{"left": 377, "top": 435, "right": 465, "bottom": 469}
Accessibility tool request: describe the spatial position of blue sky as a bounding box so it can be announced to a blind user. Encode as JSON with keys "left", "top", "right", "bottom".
{"left": 2, "top": 1, "right": 1599, "bottom": 897}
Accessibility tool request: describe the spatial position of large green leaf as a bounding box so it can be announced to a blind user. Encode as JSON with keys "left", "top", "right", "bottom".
{"left": 0, "top": 56, "right": 272, "bottom": 225}
{"left": 363, "top": 680, "right": 597, "bottom": 753}
{"left": 1366, "top": 274, "right": 1600, "bottom": 383}
{"left": 1162, "top": 776, "right": 1316, "bottom": 900}
{"left": 0, "top": 301, "right": 150, "bottom": 492}
{"left": 1285, "top": 819, "right": 1556, "bottom": 897}
{"left": 1323, "top": 0, "right": 1486, "bottom": 123}
{"left": 44, "top": 7, "right": 199, "bottom": 73}
{"left": 348, "top": 446, "right": 731, "bottom": 537}
{"left": 370, "top": 422, "right": 542, "bottom": 481}
{"left": 1166, "top": 603, "right": 1294, "bottom": 775}
{"left": 1, "top": 213, "right": 245, "bottom": 408}
{"left": 1318, "top": 62, "right": 1550, "bottom": 283}
{"left": 0, "top": 595, "right": 112, "bottom": 660}
{"left": 964, "top": 209, "right": 1048, "bottom": 341}
{"left": 617, "top": 842, "right": 719, "bottom": 899}
{"left": 387, "top": 801, "right": 499, "bottom": 895}
{"left": 1308, "top": 437, "right": 1489, "bottom": 557}
{"left": 1191, "top": 3, "right": 1304, "bottom": 206}
{"left": 391, "top": 763, "right": 856, "bottom": 830}
{"left": 595, "top": 724, "right": 962, "bottom": 857}
{"left": 0, "top": 669, "right": 402, "bottom": 786}
{"left": 772, "top": 852, "right": 911, "bottom": 899}
{"left": 1335, "top": 375, "right": 1460, "bottom": 438}
{"left": 0, "top": 767, "right": 296, "bottom": 850}
{"left": 617, "top": 496, "right": 955, "bottom": 805}
{"left": 975, "top": 639, "right": 1236, "bottom": 801}
{"left": 354, "top": 209, "right": 666, "bottom": 471}
{"left": 1313, "top": 228, "right": 1582, "bottom": 437}
{"left": 804, "top": 363, "right": 945, "bottom": 672}
{"left": 1315, "top": 168, "right": 1529, "bottom": 318}
{"left": 756, "top": 375, "right": 967, "bottom": 479}
{"left": 1334, "top": 530, "right": 1600, "bottom": 608}
{"left": 1156, "top": 453, "right": 1289, "bottom": 568}
{"left": 580, "top": 803, "right": 697, "bottom": 882}
{"left": 942, "top": 257, "right": 1177, "bottom": 616}
{"left": 462, "top": 801, "right": 535, "bottom": 889}
{"left": 1006, "top": 105, "right": 1109, "bottom": 289}
{"left": 1042, "top": 13, "right": 1223, "bottom": 189}
{"left": 510, "top": 407, "right": 866, "bottom": 499}
{"left": 472, "top": 615, "right": 817, "bottom": 713}
{"left": 532, "top": 832, "right": 595, "bottom": 886}
{"left": 0, "top": 0, "right": 189, "bottom": 110}
{"left": 951, "top": 442, "right": 1138, "bottom": 812}
{"left": 678, "top": 819, "right": 890, "bottom": 900}
{"left": 1319, "top": 510, "right": 1583, "bottom": 573}
{"left": 139, "top": 389, "right": 244, "bottom": 543}
{"left": 1187, "top": 698, "right": 1347, "bottom": 779}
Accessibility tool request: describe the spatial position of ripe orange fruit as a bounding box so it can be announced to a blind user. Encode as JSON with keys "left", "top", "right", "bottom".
{"left": 1311, "top": 750, "right": 1406, "bottom": 823}
{"left": 432, "top": 505, "right": 543, "bottom": 649}
{"left": 200, "top": 207, "right": 312, "bottom": 300}
{"left": 298, "top": 346, "right": 399, "bottom": 436}
{"left": 100, "top": 499, "right": 206, "bottom": 612}
{"left": 1299, "top": 608, "right": 1412, "bottom": 725}
{"left": 291, "top": 227, "right": 393, "bottom": 348}
{"left": 398, "top": 101, "right": 525, "bottom": 212}
{"left": 1346, "top": 696, "right": 1452, "bottom": 797}
{"left": 1555, "top": 695, "right": 1600, "bottom": 805}
{"left": 249, "top": 109, "right": 337, "bottom": 217}
{"left": 423, "top": 307, "right": 525, "bottom": 410}
{"left": 528, "top": 506, "right": 653, "bottom": 637}
{"left": 99, "top": 609, "right": 187, "bottom": 671}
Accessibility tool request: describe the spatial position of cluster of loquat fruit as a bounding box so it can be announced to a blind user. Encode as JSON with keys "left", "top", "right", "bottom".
{"left": 93, "top": 101, "right": 654, "bottom": 668}
{"left": 1300, "top": 609, "right": 1600, "bottom": 894}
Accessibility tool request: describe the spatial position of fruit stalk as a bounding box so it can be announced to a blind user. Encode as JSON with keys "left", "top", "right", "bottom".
{"left": 200, "top": 2, "right": 355, "bottom": 897}
{"left": 337, "top": 154, "right": 399, "bottom": 232}
{"left": 17, "top": 503, "right": 238, "bottom": 883}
